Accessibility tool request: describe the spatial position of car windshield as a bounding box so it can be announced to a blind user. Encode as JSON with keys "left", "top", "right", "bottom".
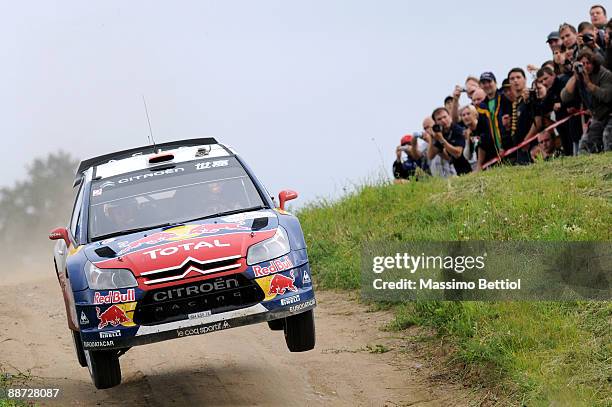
{"left": 88, "top": 157, "right": 265, "bottom": 241}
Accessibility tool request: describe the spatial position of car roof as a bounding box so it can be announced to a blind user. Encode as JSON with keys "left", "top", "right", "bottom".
{"left": 75, "top": 138, "right": 237, "bottom": 183}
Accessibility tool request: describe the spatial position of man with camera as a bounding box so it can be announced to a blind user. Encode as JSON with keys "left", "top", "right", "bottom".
{"left": 578, "top": 22, "right": 605, "bottom": 58}
{"left": 427, "top": 107, "right": 472, "bottom": 175}
{"left": 559, "top": 23, "right": 579, "bottom": 62}
{"left": 561, "top": 48, "right": 612, "bottom": 153}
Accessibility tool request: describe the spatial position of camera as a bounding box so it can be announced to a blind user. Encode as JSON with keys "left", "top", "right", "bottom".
{"left": 574, "top": 62, "right": 585, "bottom": 75}
{"left": 582, "top": 33, "right": 594, "bottom": 44}
{"left": 432, "top": 124, "right": 442, "bottom": 133}
{"left": 529, "top": 88, "right": 537, "bottom": 100}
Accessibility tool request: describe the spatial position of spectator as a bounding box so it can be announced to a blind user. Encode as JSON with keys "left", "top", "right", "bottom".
{"left": 546, "top": 31, "right": 562, "bottom": 52}
{"left": 476, "top": 71, "right": 513, "bottom": 159}
{"left": 459, "top": 105, "right": 482, "bottom": 170}
{"left": 501, "top": 78, "right": 513, "bottom": 101}
{"left": 444, "top": 96, "right": 454, "bottom": 113}
{"left": 422, "top": 116, "right": 456, "bottom": 178}
{"left": 531, "top": 131, "right": 562, "bottom": 160}
{"left": 590, "top": 5, "right": 607, "bottom": 29}
{"left": 427, "top": 107, "right": 472, "bottom": 175}
{"left": 464, "top": 76, "right": 481, "bottom": 100}
{"left": 508, "top": 68, "right": 538, "bottom": 163}
{"left": 471, "top": 88, "right": 486, "bottom": 106}
{"left": 561, "top": 48, "right": 612, "bottom": 153}
{"left": 537, "top": 66, "right": 576, "bottom": 155}
{"left": 559, "top": 23, "right": 579, "bottom": 60}
{"left": 578, "top": 21, "right": 605, "bottom": 57}
{"left": 394, "top": 134, "right": 424, "bottom": 181}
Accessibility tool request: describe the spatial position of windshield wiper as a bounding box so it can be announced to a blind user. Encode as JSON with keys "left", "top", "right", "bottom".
{"left": 175, "top": 205, "right": 266, "bottom": 226}
{"left": 91, "top": 223, "right": 171, "bottom": 242}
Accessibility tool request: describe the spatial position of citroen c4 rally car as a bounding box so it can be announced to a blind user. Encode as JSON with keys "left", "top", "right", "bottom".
{"left": 49, "top": 138, "right": 316, "bottom": 389}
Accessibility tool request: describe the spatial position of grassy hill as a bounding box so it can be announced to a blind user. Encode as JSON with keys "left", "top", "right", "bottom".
{"left": 298, "top": 153, "right": 611, "bottom": 406}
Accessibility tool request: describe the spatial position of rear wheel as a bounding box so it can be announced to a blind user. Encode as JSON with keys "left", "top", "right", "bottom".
{"left": 284, "top": 310, "right": 315, "bottom": 352}
{"left": 71, "top": 330, "right": 87, "bottom": 367}
{"left": 85, "top": 350, "right": 122, "bottom": 389}
{"left": 267, "top": 318, "right": 285, "bottom": 331}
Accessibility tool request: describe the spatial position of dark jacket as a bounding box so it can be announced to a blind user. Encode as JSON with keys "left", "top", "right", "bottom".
{"left": 561, "top": 66, "right": 612, "bottom": 121}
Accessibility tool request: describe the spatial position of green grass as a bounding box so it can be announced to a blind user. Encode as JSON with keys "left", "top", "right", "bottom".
{"left": 0, "top": 365, "right": 32, "bottom": 407}
{"left": 298, "top": 153, "right": 612, "bottom": 406}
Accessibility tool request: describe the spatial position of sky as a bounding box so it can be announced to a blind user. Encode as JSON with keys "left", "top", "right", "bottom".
{"left": 2, "top": 1, "right": 591, "bottom": 207}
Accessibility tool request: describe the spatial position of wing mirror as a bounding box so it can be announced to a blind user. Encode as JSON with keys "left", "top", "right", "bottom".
{"left": 49, "top": 227, "right": 71, "bottom": 247}
{"left": 278, "top": 190, "right": 298, "bottom": 211}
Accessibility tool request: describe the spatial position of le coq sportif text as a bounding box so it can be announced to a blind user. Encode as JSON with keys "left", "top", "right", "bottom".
{"left": 372, "top": 253, "right": 487, "bottom": 274}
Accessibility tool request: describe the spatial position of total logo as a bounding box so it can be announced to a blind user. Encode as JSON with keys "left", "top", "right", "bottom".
{"left": 144, "top": 239, "right": 230, "bottom": 260}
{"left": 93, "top": 289, "right": 136, "bottom": 305}
{"left": 252, "top": 257, "right": 294, "bottom": 277}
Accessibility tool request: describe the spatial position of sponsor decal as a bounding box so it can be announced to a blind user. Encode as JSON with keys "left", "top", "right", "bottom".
{"left": 195, "top": 160, "right": 229, "bottom": 170}
{"left": 268, "top": 271, "right": 297, "bottom": 295}
{"left": 80, "top": 311, "right": 89, "bottom": 325}
{"left": 152, "top": 278, "right": 239, "bottom": 302}
{"left": 252, "top": 256, "right": 294, "bottom": 277}
{"left": 96, "top": 303, "right": 136, "bottom": 329}
{"left": 188, "top": 310, "right": 212, "bottom": 320}
{"left": 222, "top": 211, "right": 276, "bottom": 223}
{"left": 117, "top": 167, "right": 185, "bottom": 185}
{"left": 83, "top": 340, "right": 114, "bottom": 347}
{"left": 289, "top": 298, "right": 316, "bottom": 312}
{"left": 280, "top": 294, "right": 300, "bottom": 306}
{"left": 116, "top": 223, "right": 248, "bottom": 255}
{"left": 99, "top": 330, "right": 121, "bottom": 339}
{"left": 94, "top": 289, "right": 136, "bottom": 305}
{"left": 303, "top": 270, "right": 311, "bottom": 284}
{"left": 144, "top": 239, "right": 230, "bottom": 259}
{"left": 176, "top": 320, "right": 230, "bottom": 337}
{"left": 92, "top": 188, "right": 102, "bottom": 197}
{"left": 100, "top": 237, "right": 117, "bottom": 244}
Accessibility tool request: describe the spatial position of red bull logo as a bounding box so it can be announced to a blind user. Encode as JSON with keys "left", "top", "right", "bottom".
{"left": 116, "top": 222, "right": 249, "bottom": 255}
{"left": 96, "top": 305, "right": 132, "bottom": 329}
{"left": 268, "top": 271, "right": 298, "bottom": 295}
{"left": 253, "top": 256, "right": 294, "bottom": 277}
{"left": 93, "top": 289, "right": 136, "bottom": 305}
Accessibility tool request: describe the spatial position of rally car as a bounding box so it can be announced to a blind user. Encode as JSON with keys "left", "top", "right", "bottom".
{"left": 49, "top": 138, "right": 316, "bottom": 389}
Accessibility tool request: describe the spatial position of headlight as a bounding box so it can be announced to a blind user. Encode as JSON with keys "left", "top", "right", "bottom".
{"left": 247, "top": 227, "right": 291, "bottom": 265}
{"left": 84, "top": 261, "right": 137, "bottom": 290}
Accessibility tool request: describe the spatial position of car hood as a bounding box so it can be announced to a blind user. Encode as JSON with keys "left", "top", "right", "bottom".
{"left": 84, "top": 209, "right": 279, "bottom": 283}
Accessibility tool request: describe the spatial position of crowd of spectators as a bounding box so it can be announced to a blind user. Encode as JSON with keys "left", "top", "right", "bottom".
{"left": 394, "top": 5, "right": 612, "bottom": 181}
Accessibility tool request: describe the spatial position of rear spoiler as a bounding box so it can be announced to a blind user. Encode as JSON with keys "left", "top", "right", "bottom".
{"left": 74, "top": 138, "right": 219, "bottom": 182}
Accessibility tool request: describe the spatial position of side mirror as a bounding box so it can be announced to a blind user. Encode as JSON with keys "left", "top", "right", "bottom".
{"left": 278, "top": 190, "right": 298, "bottom": 211}
{"left": 49, "top": 227, "right": 71, "bottom": 247}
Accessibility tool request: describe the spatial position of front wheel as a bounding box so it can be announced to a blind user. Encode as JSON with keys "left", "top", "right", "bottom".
{"left": 284, "top": 310, "right": 315, "bottom": 352}
{"left": 72, "top": 330, "right": 87, "bottom": 367}
{"left": 85, "top": 350, "right": 122, "bottom": 389}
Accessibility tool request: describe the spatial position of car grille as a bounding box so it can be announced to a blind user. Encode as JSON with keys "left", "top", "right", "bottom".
{"left": 133, "top": 274, "right": 264, "bottom": 326}
{"left": 140, "top": 255, "right": 242, "bottom": 285}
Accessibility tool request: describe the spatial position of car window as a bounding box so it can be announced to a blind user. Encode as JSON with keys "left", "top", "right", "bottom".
{"left": 88, "top": 157, "right": 265, "bottom": 240}
{"left": 70, "top": 182, "right": 85, "bottom": 243}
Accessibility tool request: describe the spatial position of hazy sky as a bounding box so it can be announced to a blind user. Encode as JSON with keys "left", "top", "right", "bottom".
{"left": 2, "top": 1, "right": 590, "bottom": 206}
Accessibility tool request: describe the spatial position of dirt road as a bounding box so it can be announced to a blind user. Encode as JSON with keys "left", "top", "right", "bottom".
{"left": 1, "top": 273, "right": 477, "bottom": 406}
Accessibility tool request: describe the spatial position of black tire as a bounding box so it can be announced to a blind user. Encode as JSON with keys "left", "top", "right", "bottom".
{"left": 85, "top": 350, "right": 122, "bottom": 389}
{"left": 284, "top": 309, "right": 315, "bottom": 352}
{"left": 267, "top": 318, "right": 285, "bottom": 331}
{"left": 72, "top": 330, "right": 87, "bottom": 367}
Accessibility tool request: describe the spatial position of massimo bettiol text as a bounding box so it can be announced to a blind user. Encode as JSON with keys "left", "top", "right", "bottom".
{"left": 361, "top": 242, "right": 611, "bottom": 301}
{"left": 371, "top": 252, "right": 521, "bottom": 291}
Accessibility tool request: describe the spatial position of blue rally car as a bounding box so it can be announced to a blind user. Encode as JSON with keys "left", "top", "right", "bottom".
{"left": 49, "top": 138, "right": 316, "bottom": 389}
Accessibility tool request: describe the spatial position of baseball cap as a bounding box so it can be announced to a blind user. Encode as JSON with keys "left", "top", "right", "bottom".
{"left": 400, "top": 134, "right": 413, "bottom": 145}
{"left": 479, "top": 72, "right": 496, "bottom": 83}
{"left": 546, "top": 31, "right": 560, "bottom": 43}
{"left": 502, "top": 78, "right": 511, "bottom": 88}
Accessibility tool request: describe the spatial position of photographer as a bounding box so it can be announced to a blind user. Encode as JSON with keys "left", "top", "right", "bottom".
{"left": 559, "top": 23, "right": 579, "bottom": 62}
{"left": 393, "top": 134, "right": 426, "bottom": 181}
{"left": 577, "top": 21, "right": 605, "bottom": 58}
{"left": 561, "top": 48, "right": 612, "bottom": 153}
{"left": 427, "top": 107, "right": 472, "bottom": 175}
